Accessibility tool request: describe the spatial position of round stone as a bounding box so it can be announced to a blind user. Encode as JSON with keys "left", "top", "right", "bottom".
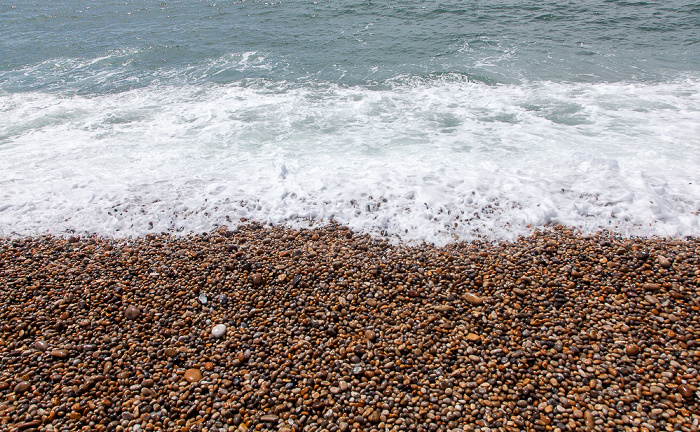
{"left": 198, "top": 293, "right": 208, "bottom": 304}
{"left": 34, "top": 340, "right": 48, "bottom": 352}
{"left": 164, "top": 348, "right": 177, "bottom": 358}
{"left": 125, "top": 305, "right": 141, "bottom": 320}
{"left": 625, "top": 344, "right": 641, "bottom": 356}
{"left": 365, "top": 329, "right": 376, "bottom": 341}
{"left": 212, "top": 323, "right": 227, "bottom": 338}
{"left": 184, "top": 369, "right": 202, "bottom": 383}
{"left": 252, "top": 273, "right": 263, "bottom": 286}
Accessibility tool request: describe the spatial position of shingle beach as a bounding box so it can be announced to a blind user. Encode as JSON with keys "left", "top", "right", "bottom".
{"left": 1, "top": 224, "right": 699, "bottom": 432}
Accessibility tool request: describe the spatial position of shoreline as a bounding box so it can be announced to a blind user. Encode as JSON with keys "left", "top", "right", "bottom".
{"left": 1, "top": 224, "right": 699, "bottom": 432}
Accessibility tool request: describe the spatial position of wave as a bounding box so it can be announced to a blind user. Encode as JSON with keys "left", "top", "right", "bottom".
{"left": 1, "top": 77, "right": 699, "bottom": 243}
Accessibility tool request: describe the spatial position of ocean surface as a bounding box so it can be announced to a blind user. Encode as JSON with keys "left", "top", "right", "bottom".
{"left": 1, "top": 0, "right": 699, "bottom": 244}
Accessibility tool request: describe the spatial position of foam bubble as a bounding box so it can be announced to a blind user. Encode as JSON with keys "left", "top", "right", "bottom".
{"left": 1, "top": 77, "right": 699, "bottom": 243}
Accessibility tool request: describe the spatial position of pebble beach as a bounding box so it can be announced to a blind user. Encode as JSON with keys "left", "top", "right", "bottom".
{"left": 1, "top": 224, "right": 699, "bottom": 432}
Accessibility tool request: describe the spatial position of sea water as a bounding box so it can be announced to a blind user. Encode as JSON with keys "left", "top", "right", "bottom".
{"left": 1, "top": 0, "right": 699, "bottom": 244}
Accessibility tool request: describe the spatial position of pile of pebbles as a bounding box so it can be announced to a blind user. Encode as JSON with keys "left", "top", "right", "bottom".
{"left": 0, "top": 224, "right": 699, "bottom": 432}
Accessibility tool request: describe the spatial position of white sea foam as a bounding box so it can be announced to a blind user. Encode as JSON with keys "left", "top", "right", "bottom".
{"left": 1, "top": 78, "right": 699, "bottom": 244}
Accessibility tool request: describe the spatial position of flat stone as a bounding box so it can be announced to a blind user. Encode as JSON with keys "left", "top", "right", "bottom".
{"left": 584, "top": 411, "right": 594, "bottom": 431}
{"left": 657, "top": 255, "right": 671, "bottom": 268}
{"left": 435, "top": 304, "right": 454, "bottom": 313}
{"left": 16, "top": 421, "right": 41, "bottom": 430}
{"left": 512, "top": 288, "right": 527, "bottom": 297}
{"left": 463, "top": 292, "right": 484, "bottom": 305}
{"left": 644, "top": 294, "right": 660, "bottom": 305}
{"left": 261, "top": 414, "right": 279, "bottom": 422}
{"left": 184, "top": 368, "right": 202, "bottom": 383}
{"left": 50, "top": 349, "right": 68, "bottom": 358}
{"left": 164, "top": 348, "right": 177, "bottom": 358}
{"left": 466, "top": 333, "right": 480, "bottom": 342}
{"left": 14, "top": 381, "right": 31, "bottom": 393}
{"left": 643, "top": 283, "right": 660, "bottom": 291}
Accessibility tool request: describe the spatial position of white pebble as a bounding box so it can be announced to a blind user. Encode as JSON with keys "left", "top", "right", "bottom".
{"left": 212, "top": 324, "right": 227, "bottom": 338}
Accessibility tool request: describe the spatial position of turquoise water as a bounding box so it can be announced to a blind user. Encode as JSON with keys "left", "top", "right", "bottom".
{"left": 2, "top": 1, "right": 699, "bottom": 90}
{"left": 1, "top": 0, "right": 699, "bottom": 242}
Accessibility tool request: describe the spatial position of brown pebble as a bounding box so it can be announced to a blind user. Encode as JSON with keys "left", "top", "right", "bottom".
{"left": 584, "top": 410, "right": 594, "bottom": 431}
{"left": 184, "top": 368, "right": 202, "bottom": 383}
{"left": 643, "top": 283, "right": 660, "bottom": 291}
{"left": 17, "top": 421, "right": 41, "bottom": 430}
{"left": 205, "top": 361, "right": 214, "bottom": 371}
{"left": 261, "top": 414, "right": 279, "bottom": 422}
{"left": 466, "top": 333, "right": 480, "bottom": 342}
{"left": 14, "top": 381, "right": 31, "bottom": 394}
{"left": 164, "top": 348, "right": 177, "bottom": 358}
{"left": 625, "top": 344, "right": 641, "bottom": 356}
{"left": 512, "top": 288, "right": 526, "bottom": 297}
{"left": 124, "top": 305, "right": 141, "bottom": 320}
{"left": 34, "top": 340, "right": 48, "bottom": 352}
{"left": 50, "top": 349, "right": 68, "bottom": 358}
{"left": 679, "top": 384, "right": 696, "bottom": 398}
{"left": 462, "top": 292, "right": 484, "bottom": 305}
{"left": 365, "top": 329, "right": 376, "bottom": 341}
{"left": 252, "top": 273, "right": 263, "bottom": 285}
{"left": 435, "top": 304, "right": 454, "bottom": 313}
{"left": 658, "top": 255, "right": 672, "bottom": 268}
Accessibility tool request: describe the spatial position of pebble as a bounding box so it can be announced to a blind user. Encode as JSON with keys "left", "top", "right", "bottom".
{"left": 211, "top": 323, "right": 227, "bottom": 338}
{"left": 462, "top": 292, "right": 484, "bottom": 305}
{"left": 679, "top": 384, "right": 695, "bottom": 398}
{"left": 34, "top": 339, "right": 48, "bottom": 352}
{"left": 0, "top": 226, "right": 698, "bottom": 432}
{"left": 584, "top": 410, "right": 595, "bottom": 431}
{"left": 50, "top": 349, "right": 68, "bottom": 358}
{"left": 124, "top": 305, "right": 141, "bottom": 320}
{"left": 184, "top": 368, "right": 202, "bottom": 383}
{"left": 625, "top": 344, "right": 641, "bottom": 356}
{"left": 14, "top": 381, "right": 31, "bottom": 393}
